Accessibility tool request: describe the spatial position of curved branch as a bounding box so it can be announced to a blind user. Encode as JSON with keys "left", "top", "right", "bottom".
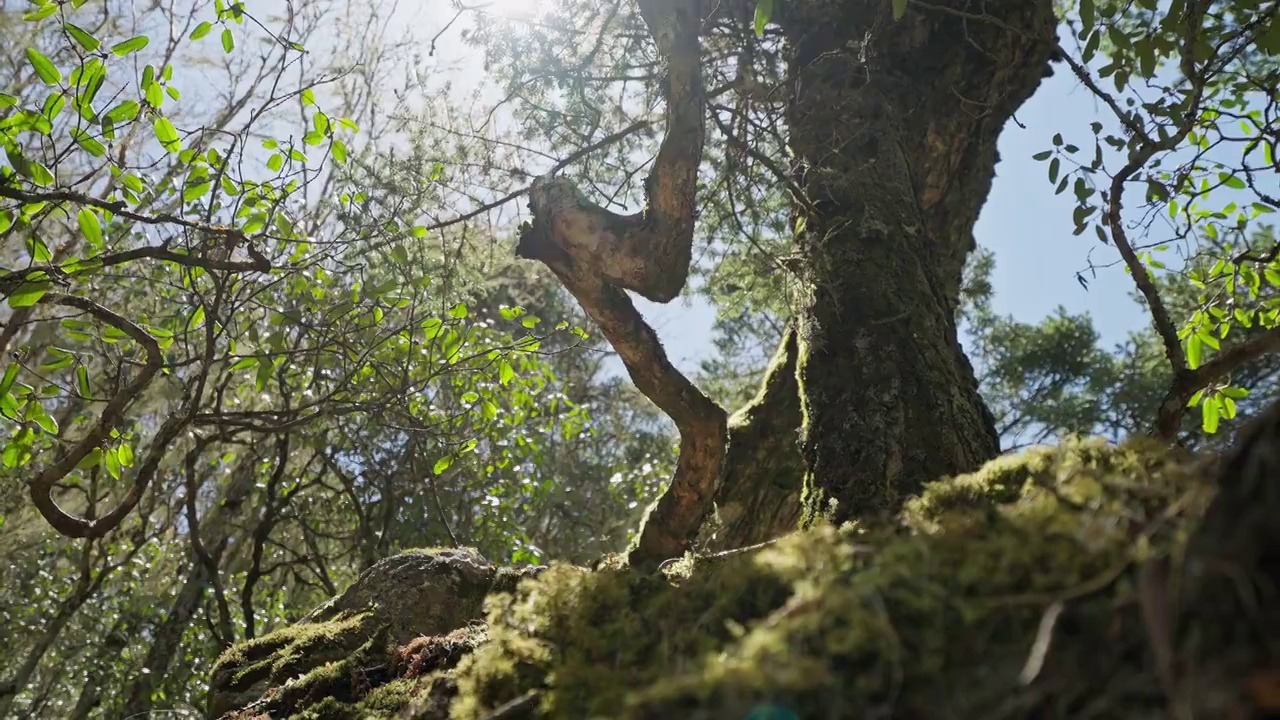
{"left": 26, "top": 293, "right": 170, "bottom": 539}
{"left": 518, "top": 0, "right": 706, "bottom": 304}
{"left": 515, "top": 0, "right": 722, "bottom": 568}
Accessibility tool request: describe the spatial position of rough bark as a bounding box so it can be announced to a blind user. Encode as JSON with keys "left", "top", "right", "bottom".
{"left": 516, "top": 0, "right": 727, "bottom": 568}
{"left": 779, "top": 1, "right": 1057, "bottom": 524}
{"left": 701, "top": 326, "right": 805, "bottom": 550}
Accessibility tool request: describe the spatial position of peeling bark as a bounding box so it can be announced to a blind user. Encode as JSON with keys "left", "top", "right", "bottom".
{"left": 780, "top": 1, "right": 1057, "bottom": 524}
{"left": 516, "top": 0, "right": 726, "bottom": 568}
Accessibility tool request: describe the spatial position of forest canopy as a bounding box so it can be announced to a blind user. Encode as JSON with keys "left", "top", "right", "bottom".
{"left": 0, "top": 0, "right": 1278, "bottom": 717}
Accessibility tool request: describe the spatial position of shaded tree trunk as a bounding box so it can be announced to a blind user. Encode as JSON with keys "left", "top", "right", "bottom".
{"left": 775, "top": 0, "right": 1057, "bottom": 524}
{"left": 703, "top": 326, "right": 804, "bottom": 549}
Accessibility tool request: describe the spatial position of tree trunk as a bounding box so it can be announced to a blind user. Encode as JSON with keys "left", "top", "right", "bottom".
{"left": 703, "top": 326, "right": 804, "bottom": 549}
{"left": 777, "top": 0, "right": 1056, "bottom": 524}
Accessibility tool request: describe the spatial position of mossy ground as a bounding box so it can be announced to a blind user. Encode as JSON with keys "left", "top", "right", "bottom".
{"left": 452, "top": 437, "right": 1219, "bottom": 719}
{"left": 213, "top": 437, "right": 1272, "bottom": 719}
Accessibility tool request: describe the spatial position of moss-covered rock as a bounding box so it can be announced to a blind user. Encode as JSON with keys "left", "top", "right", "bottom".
{"left": 208, "top": 547, "right": 539, "bottom": 718}
{"left": 209, "top": 435, "right": 1277, "bottom": 719}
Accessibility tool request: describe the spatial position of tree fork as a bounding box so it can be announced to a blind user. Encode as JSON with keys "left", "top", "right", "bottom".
{"left": 781, "top": 1, "right": 1058, "bottom": 524}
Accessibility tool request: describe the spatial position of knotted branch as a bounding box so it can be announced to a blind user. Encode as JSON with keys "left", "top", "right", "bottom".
{"left": 516, "top": 0, "right": 725, "bottom": 568}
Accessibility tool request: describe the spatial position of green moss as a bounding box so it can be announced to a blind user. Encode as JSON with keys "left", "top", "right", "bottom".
{"left": 451, "top": 437, "right": 1217, "bottom": 719}
{"left": 212, "top": 612, "right": 373, "bottom": 697}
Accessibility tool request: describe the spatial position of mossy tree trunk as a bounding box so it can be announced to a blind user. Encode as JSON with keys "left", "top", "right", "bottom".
{"left": 767, "top": 0, "right": 1057, "bottom": 525}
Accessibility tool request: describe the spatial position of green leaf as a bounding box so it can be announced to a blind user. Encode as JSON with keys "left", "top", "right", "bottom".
{"left": 71, "top": 128, "right": 107, "bottom": 157}
{"left": 25, "top": 401, "right": 58, "bottom": 435}
{"left": 104, "top": 100, "right": 141, "bottom": 124}
{"left": 104, "top": 447, "right": 121, "bottom": 479}
{"left": 75, "top": 448, "right": 102, "bottom": 471}
{"left": 1220, "top": 386, "right": 1250, "bottom": 400}
{"left": 78, "top": 208, "right": 103, "bottom": 245}
{"left": 449, "top": 302, "right": 468, "bottom": 319}
{"left": 66, "top": 23, "right": 101, "bottom": 52}
{"left": 0, "top": 364, "right": 19, "bottom": 398}
{"left": 153, "top": 117, "right": 181, "bottom": 151}
{"left": 1186, "top": 334, "right": 1202, "bottom": 369}
{"left": 0, "top": 93, "right": 18, "bottom": 108}
{"left": 499, "top": 359, "right": 515, "bottom": 385}
{"left": 892, "top": 0, "right": 907, "bottom": 20}
{"left": 433, "top": 455, "right": 453, "bottom": 475}
{"left": 331, "top": 138, "right": 347, "bottom": 165}
{"left": 111, "top": 36, "right": 150, "bottom": 56}
{"left": 190, "top": 21, "right": 213, "bottom": 40}
{"left": 25, "top": 48, "right": 61, "bottom": 85}
{"left": 188, "top": 304, "right": 206, "bottom": 330}
{"left": 1201, "top": 395, "right": 1220, "bottom": 434}
{"left": 117, "top": 442, "right": 134, "bottom": 467}
{"left": 1032, "top": 150, "right": 1053, "bottom": 161}
{"left": 301, "top": 87, "right": 316, "bottom": 106}
{"left": 1219, "top": 172, "right": 1246, "bottom": 190}
{"left": 221, "top": 27, "right": 235, "bottom": 53}
{"left": 1080, "top": 0, "right": 1095, "bottom": 32}
{"left": 75, "top": 366, "right": 91, "bottom": 397}
{"left": 753, "top": 0, "right": 772, "bottom": 37}
{"left": 183, "top": 181, "right": 211, "bottom": 203}
{"left": 7, "top": 281, "right": 50, "bottom": 308}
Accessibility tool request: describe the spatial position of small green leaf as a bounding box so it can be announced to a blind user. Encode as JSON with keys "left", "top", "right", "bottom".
{"left": 78, "top": 208, "right": 103, "bottom": 245}
{"left": 499, "top": 359, "right": 515, "bottom": 385}
{"left": 75, "top": 448, "right": 102, "bottom": 471}
{"left": 190, "top": 21, "right": 213, "bottom": 40}
{"left": 25, "top": 401, "right": 59, "bottom": 435}
{"left": 433, "top": 455, "right": 453, "bottom": 475}
{"left": 0, "top": 364, "right": 19, "bottom": 397}
{"left": 892, "top": 0, "right": 907, "bottom": 20}
{"left": 1186, "top": 334, "right": 1202, "bottom": 369}
{"left": 1201, "top": 395, "right": 1221, "bottom": 433}
{"left": 153, "top": 117, "right": 181, "bottom": 151}
{"left": 183, "top": 181, "right": 211, "bottom": 202}
{"left": 111, "top": 35, "right": 150, "bottom": 56}
{"left": 7, "top": 281, "right": 51, "bottom": 309}
{"left": 104, "top": 447, "right": 121, "bottom": 479}
{"left": 25, "top": 48, "right": 61, "bottom": 85}
{"left": 1080, "top": 0, "right": 1095, "bottom": 32}
{"left": 301, "top": 87, "right": 316, "bottom": 106}
{"left": 449, "top": 302, "right": 468, "bottom": 319}
{"left": 221, "top": 27, "right": 235, "bottom": 53}
{"left": 117, "top": 442, "right": 135, "bottom": 467}
{"left": 66, "top": 23, "right": 101, "bottom": 52}
{"left": 753, "top": 0, "right": 772, "bottom": 37}
{"left": 75, "top": 366, "right": 91, "bottom": 397}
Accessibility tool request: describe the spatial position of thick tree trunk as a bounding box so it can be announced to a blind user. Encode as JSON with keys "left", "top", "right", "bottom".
{"left": 777, "top": 1, "right": 1056, "bottom": 524}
